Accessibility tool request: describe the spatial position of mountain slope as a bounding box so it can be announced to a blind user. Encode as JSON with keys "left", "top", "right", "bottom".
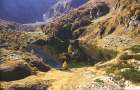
{"left": 42, "top": 0, "right": 140, "bottom": 50}
{"left": 43, "top": 0, "right": 88, "bottom": 20}
{"left": 0, "top": 0, "right": 88, "bottom": 23}
{"left": 0, "top": 0, "right": 57, "bottom": 23}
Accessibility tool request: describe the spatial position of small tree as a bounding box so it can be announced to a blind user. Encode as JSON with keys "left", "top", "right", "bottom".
{"left": 68, "top": 44, "right": 73, "bottom": 54}
{"left": 62, "top": 61, "right": 69, "bottom": 70}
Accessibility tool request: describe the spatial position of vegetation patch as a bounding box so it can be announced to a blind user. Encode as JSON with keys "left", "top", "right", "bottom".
{"left": 94, "top": 79, "right": 104, "bottom": 83}
{"left": 121, "top": 69, "right": 140, "bottom": 83}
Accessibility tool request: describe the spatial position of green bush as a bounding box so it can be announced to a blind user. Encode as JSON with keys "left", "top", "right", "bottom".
{"left": 133, "top": 54, "right": 140, "bottom": 60}
{"left": 68, "top": 44, "right": 73, "bottom": 54}
{"left": 62, "top": 61, "right": 69, "bottom": 70}
{"left": 72, "top": 27, "right": 86, "bottom": 39}
{"left": 79, "top": 16, "right": 91, "bottom": 27}
{"left": 121, "top": 69, "right": 140, "bottom": 83}
{"left": 94, "top": 79, "right": 104, "bottom": 83}
{"left": 71, "top": 21, "right": 80, "bottom": 31}
{"left": 130, "top": 45, "right": 140, "bottom": 53}
{"left": 63, "top": 23, "right": 72, "bottom": 30}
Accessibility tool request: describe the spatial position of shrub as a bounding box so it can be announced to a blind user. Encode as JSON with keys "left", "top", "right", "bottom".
{"left": 62, "top": 61, "right": 69, "bottom": 70}
{"left": 71, "top": 21, "right": 80, "bottom": 31}
{"left": 79, "top": 16, "right": 91, "bottom": 27}
{"left": 63, "top": 23, "right": 72, "bottom": 30}
{"left": 72, "top": 27, "right": 86, "bottom": 39}
{"left": 94, "top": 79, "right": 104, "bottom": 83}
{"left": 129, "top": 45, "right": 140, "bottom": 53}
{"left": 121, "top": 69, "right": 140, "bottom": 83}
{"left": 68, "top": 44, "right": 73, "bottom": 54}
{"left": 119, "top": 52, "right": 133, "bottom": 60}
{"left": 56, "top": 25, "right": 73, "bottom": 41}
{"left": 133, "top": 54, "right": 140, "bottom": 60}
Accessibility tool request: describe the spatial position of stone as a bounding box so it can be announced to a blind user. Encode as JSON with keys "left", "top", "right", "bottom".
{"left": 0, "top": 61, "right": 31, "bottom": 81}
{"left": 29, "top": 59, "right": 50, "bottom": 72}
{"left": 9, "top": 81, "right": 48, "bottom": 90}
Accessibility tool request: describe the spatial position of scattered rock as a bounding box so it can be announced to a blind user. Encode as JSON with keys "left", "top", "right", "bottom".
{"left": 98, "top": 35, "right": 136, "bottom": 50}
{"left": 76, "top": 76, "right": 121, "bottom": 90}
{"left": 129, "top": 15, "right": 140, "bottom": 27}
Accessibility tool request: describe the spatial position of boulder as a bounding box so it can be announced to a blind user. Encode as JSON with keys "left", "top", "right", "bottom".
{"left": 9, "top": 81, "right": 48, "bottom": 90}
{"left": 0, "top": 61, "right": 31, "bottom": 81}
{"left": 29, "top": 59, "right": 50, "bottom": 72}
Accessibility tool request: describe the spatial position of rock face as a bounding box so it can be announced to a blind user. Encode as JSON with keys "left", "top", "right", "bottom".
{"left": 43, "top": 0, "right": 88, "bottom": 20}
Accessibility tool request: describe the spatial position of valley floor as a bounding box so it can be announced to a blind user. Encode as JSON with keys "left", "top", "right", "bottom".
{"left": 1, "top": 57, "right": 140, "bottom": 90}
